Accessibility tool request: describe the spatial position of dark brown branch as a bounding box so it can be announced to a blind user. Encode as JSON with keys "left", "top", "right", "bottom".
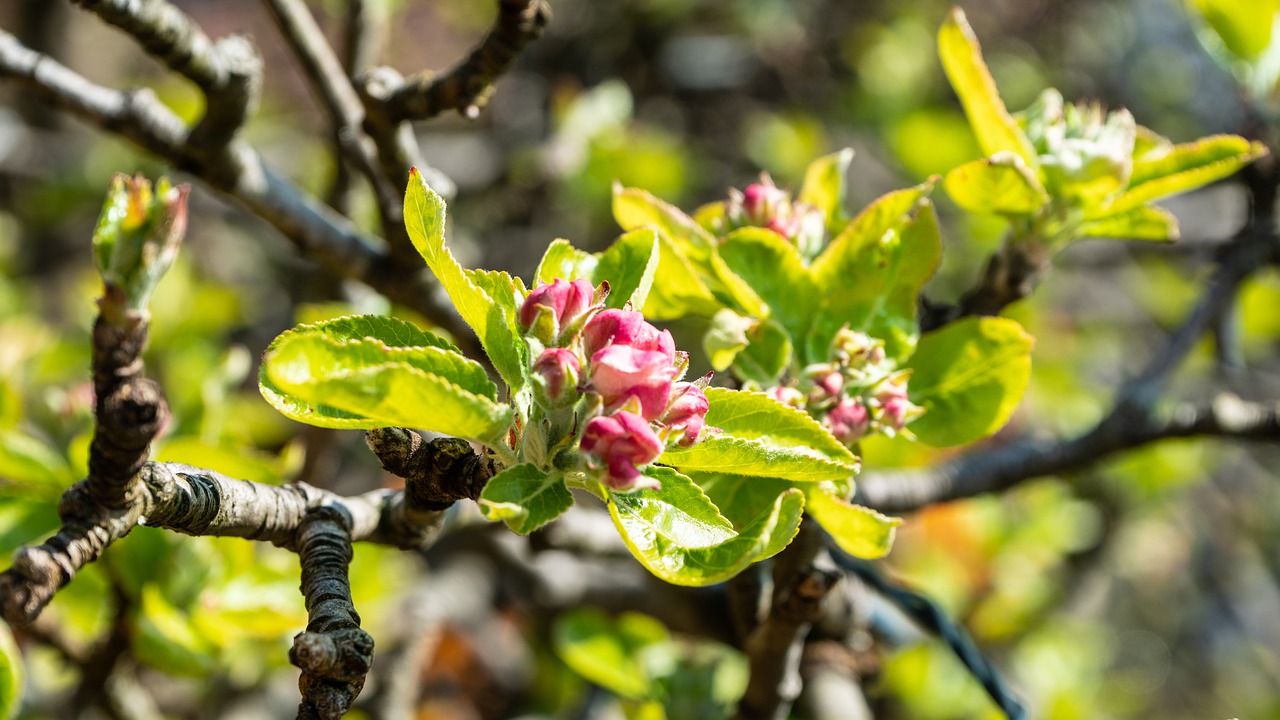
{"left": 856, "top": 394, "right": 1280, "bottom": 515}
{"left": 87, "top": 313, "right": 166, "bottom": 508}
{"left": 377, "top": 0, "right": 550, "bottom": 122}
{"left": 292, "top": 507, "right": 374, "bottom": 720}
{"left": 920, "top": 233, "right": 1053, "bottom": 331}
{"left": 735, "top": 521, "right": 841, "bottom": 720}
{"left": 261, "top": 0, "right": 405, "bottom": 248}
{"left": 365, "top": 428, "right": 497, "bottom": 511}
{"left": 0, "top": 29, "right": 474, "bottom": 346}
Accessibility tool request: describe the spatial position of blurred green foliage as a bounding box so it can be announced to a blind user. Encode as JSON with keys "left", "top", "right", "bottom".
{"left": 1, "top": 0, "right": 1279, "bottom": 718}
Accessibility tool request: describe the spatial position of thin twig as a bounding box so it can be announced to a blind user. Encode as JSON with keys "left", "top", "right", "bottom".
{"left": 855, "top": 393, "right": 1280, "bottom": 514}
{"left": 377, "top": 0, "right": 550, "bottom": 122}
{"left": 261, "top": 0, "right": 406, "bottom": 247}
{"left": 0, "top": 28, "right": 473, "bottom": 345}
{"left": 834, "top": 553, "right": 1027, "bottom": 720}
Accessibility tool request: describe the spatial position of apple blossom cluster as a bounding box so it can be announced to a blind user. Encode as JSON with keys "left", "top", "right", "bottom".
{"left": 518, "top": 278, "right": 711, "bottom": 491}
{"left": 769, "top": 328, "right": 923, "bottom": 447}
{"left": 715, "top": 174, "right": 826, "bottom": 259}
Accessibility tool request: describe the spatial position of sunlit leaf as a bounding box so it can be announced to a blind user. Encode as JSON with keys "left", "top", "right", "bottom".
{"left": 1096, "top": 136, "right": 1267, "bottom": 218}
{"left": 804, "top": 485, "right": 900, "bottom": 559}
{"left": 1078, "top": 205, "right": 1179, "bottom": 241}
{"left": 938, "top": 8, "right": 1039, "bottom": 169}
{"left": 405, "top": 169, "right": 527, "bottom": 388}
{"left": 904, "top": 316, "right": 1033, "bottom": 447}
{"left": 943, "top": 153, "right": 1048, "bottom": 215}
{"left": 260, "top": 324, "right": 511, "bottom": 443}
{"left": 610, "top": 473, "right": 804, "bottom": 586}
{"left": 798, "top": 148, "right": 855, "bottom": 234}
{"left": 661, "top": 388, "right": 859, "bottom": 481}
{"left": 479, "top": 463, "right": 573, "bottom": 535}
{"left": 809, "top": 187, "right": 939, "bottom": 363}
{"left": 1191, "top": 0, "right": 1279, "bottom": 61}
{"left": 719, "top": 227, "right": 820, "bottom": 345}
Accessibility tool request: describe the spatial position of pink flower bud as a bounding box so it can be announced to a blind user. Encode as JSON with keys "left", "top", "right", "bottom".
{"left": 662, "top": 382, "right": 710, "bottom": 446}
{"left": 816, "top": 371, "right": 843, "bottom": 397}
{"left": 589, "top": 344, "right": 677, "bottom": 419}
{"left": 826, "top": 397, "right": 870, "bottom": 445}
{"left": 580, "top": 411, "right": 664, "bottom": 490}
{"left": 519, "top": 278, "right": 596, "bottom": 344}
{"left": 880, "top": 396, "right": 912, "bottom": 431}
{"left": 770, "top": 386, "right": 805, "bottom": 408}
{"left": 582, "top": 308, "right": 675, "bottom": 360}
{"left": 531, "top": 347, "right": 580, "bottom": 406}
{"left": 741, "top": 180, "right": 788, "bottom": 225}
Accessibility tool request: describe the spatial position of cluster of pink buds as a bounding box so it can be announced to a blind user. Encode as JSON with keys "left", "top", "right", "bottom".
{"left": 769, "top": 328, "right": 923, "bottom": 446}
{"left": 517, "top": 279, "right": 712, "bottom": 491}
{"left": 718, "top": 174, "right": 826, "bottom": 259}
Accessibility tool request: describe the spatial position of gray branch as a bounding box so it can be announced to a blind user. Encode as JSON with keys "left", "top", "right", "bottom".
{"left": 292, "top": 507, "right": 374, "bottom": 720}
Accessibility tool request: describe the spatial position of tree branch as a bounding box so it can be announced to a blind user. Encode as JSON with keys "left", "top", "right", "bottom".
{"left": 0, "top": 27, "right": 474, "bottom": 346}
{"left": 292, "top": 506, "right": 374, "bottom": 720}
{"left": 735, "top": 521, "right": 841, "bottom": 720}
{"left": 375, "top": 0, "right": 550, "bottom": 123}
{"left": 856, "top": 393, "right": 1280, "bottom": 515}
{"left": 261, "top": 0, "right": 406, "bottom": 249}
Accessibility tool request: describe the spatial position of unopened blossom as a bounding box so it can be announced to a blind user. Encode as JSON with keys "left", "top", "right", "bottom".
{"left": 826, "top": 397, "right": 870, "bottom": 445}
{"left": 770, "top": 386, "right": 805, "bottom": 409}
{"left": 582, "top": 308, "right": 675, "bottom": 359}
{"left": 589, "top": 343, "right": 677, "bottom": 419}
{"left": 580, "top": 411, "right": 664, "bottom": 490}
{"left": 741, "top": 180, "right": 789, "bottom": 226}
{"left": 531, "top": 347, "right": 580, "bottom": 406}
{"left": 519, "top": 278, "right": 596, "bottom": 345}
{"left": 872, "top": 375, "right": 921, "bottom": 431}
{"left": 662, "top": 382, "right": 710, "bottom": 446}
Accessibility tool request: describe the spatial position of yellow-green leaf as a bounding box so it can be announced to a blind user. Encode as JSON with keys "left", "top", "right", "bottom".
{"left": 1096, "top": 136, "right": 1267, "bottom": 218}
{"left": 1191, "top": 0, "right": 1279, "bottom": 61}
{"left": 938, "top": 7, "right": 1039, "bottom": 170}
{"left": 478, "top": 464, "right": 572, "bottom": 534}
{"left": 1078, "top": 205, "right": 1179, "bottom": 241}
{"left": 943, "top": 153, "right": 1048, "bottom": 215}
{"left": 804, "top": 485, "right": 901, "bottom": 559}
{"left": 904, "top": 316, "right": 1033, "bottom": 447}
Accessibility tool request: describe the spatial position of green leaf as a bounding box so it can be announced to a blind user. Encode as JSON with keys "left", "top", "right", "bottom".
{"left": 553, "top": 609, "right": 668, "bottom": 700}
{"left": 609, "top": 466, "right": 736, "bottom": 551}
{"left": 643, "top": 233, "right": 723, "bottom": 320}
{"left": 703, "top": 308, "right": 755, "bottom": 372}
{"left": 804, "top": 485, "right": 901, "bottom": 559}
{"left": 594, "top": 229, "right": 661, "bottom": 310}
{"left": 904, "top": 316, "right": 1033, "bottom": 447}
{"left": 610, "top": 479, "right": 805, "bottom": 586}
{"left": 719, "top": 227, "right": 820, "bottom": 345}
{"left": 938, "top": 8, "right": 1039, "bottom": 170}
{"left": 661, "top": 388, "right": 859, "bottom": 481}
{"left": 534, "top": 230, "right": 660, "bottom": 311}
{"left": 1095, "top": 136, "right": 1267, "bottom": 218}
{"left": 808, "top": 188, "right": 939, "bottom": 363}
{"left": 733, "top": 320, "right": 793, "bottom": 387}
{"left": 1077, "top": 205, "right": 1179, "bottom": 241}
{"left": 405, "top": 169, "right": 527, "bottom": 388}
{"left": 613, "top": 184, "right": 766, "bottom": 318}
{"left": 942, "top": 153, "right": 1048, "bottom": 215}
{"left": 1192, "top": 0, "right": 1279, "bottom": 61}
{"left": 0, "top": 619, "right": 22, "bottom": 720}
{"left": 260, "top": 328, "right": 512, "bottom": 442}
{"left": 798, "top": 148, "right": 855, "bottom": 233}
{"left": 0, "top": 429, "right": 74, "bottom": 495}
{"left": 535, "top": 239, "right": 597, "bottom": 286}
{"left": 478, "top": 463, "right": 573, "bottom": 535}
{"left": 694, "top": 472, "right": 794, "bottom": 529}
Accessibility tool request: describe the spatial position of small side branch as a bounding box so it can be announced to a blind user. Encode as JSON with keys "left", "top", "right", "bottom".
{"left": 379, "top": 0, "right": 550, "bottom": 122}
{"left": 736, "top": 522, "right": 841, "bottom": 720}
{"left": 292, "top": 507, "right": 374, "bottom": 720}
{"left": 835, "top": 554, "right": 1027, "bottom": 720}
{"left": 855, "top": 394, "right": 1280, "bottom": 514}
{"left": 365, "top": 428, "right": 497, "bottom": 511}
